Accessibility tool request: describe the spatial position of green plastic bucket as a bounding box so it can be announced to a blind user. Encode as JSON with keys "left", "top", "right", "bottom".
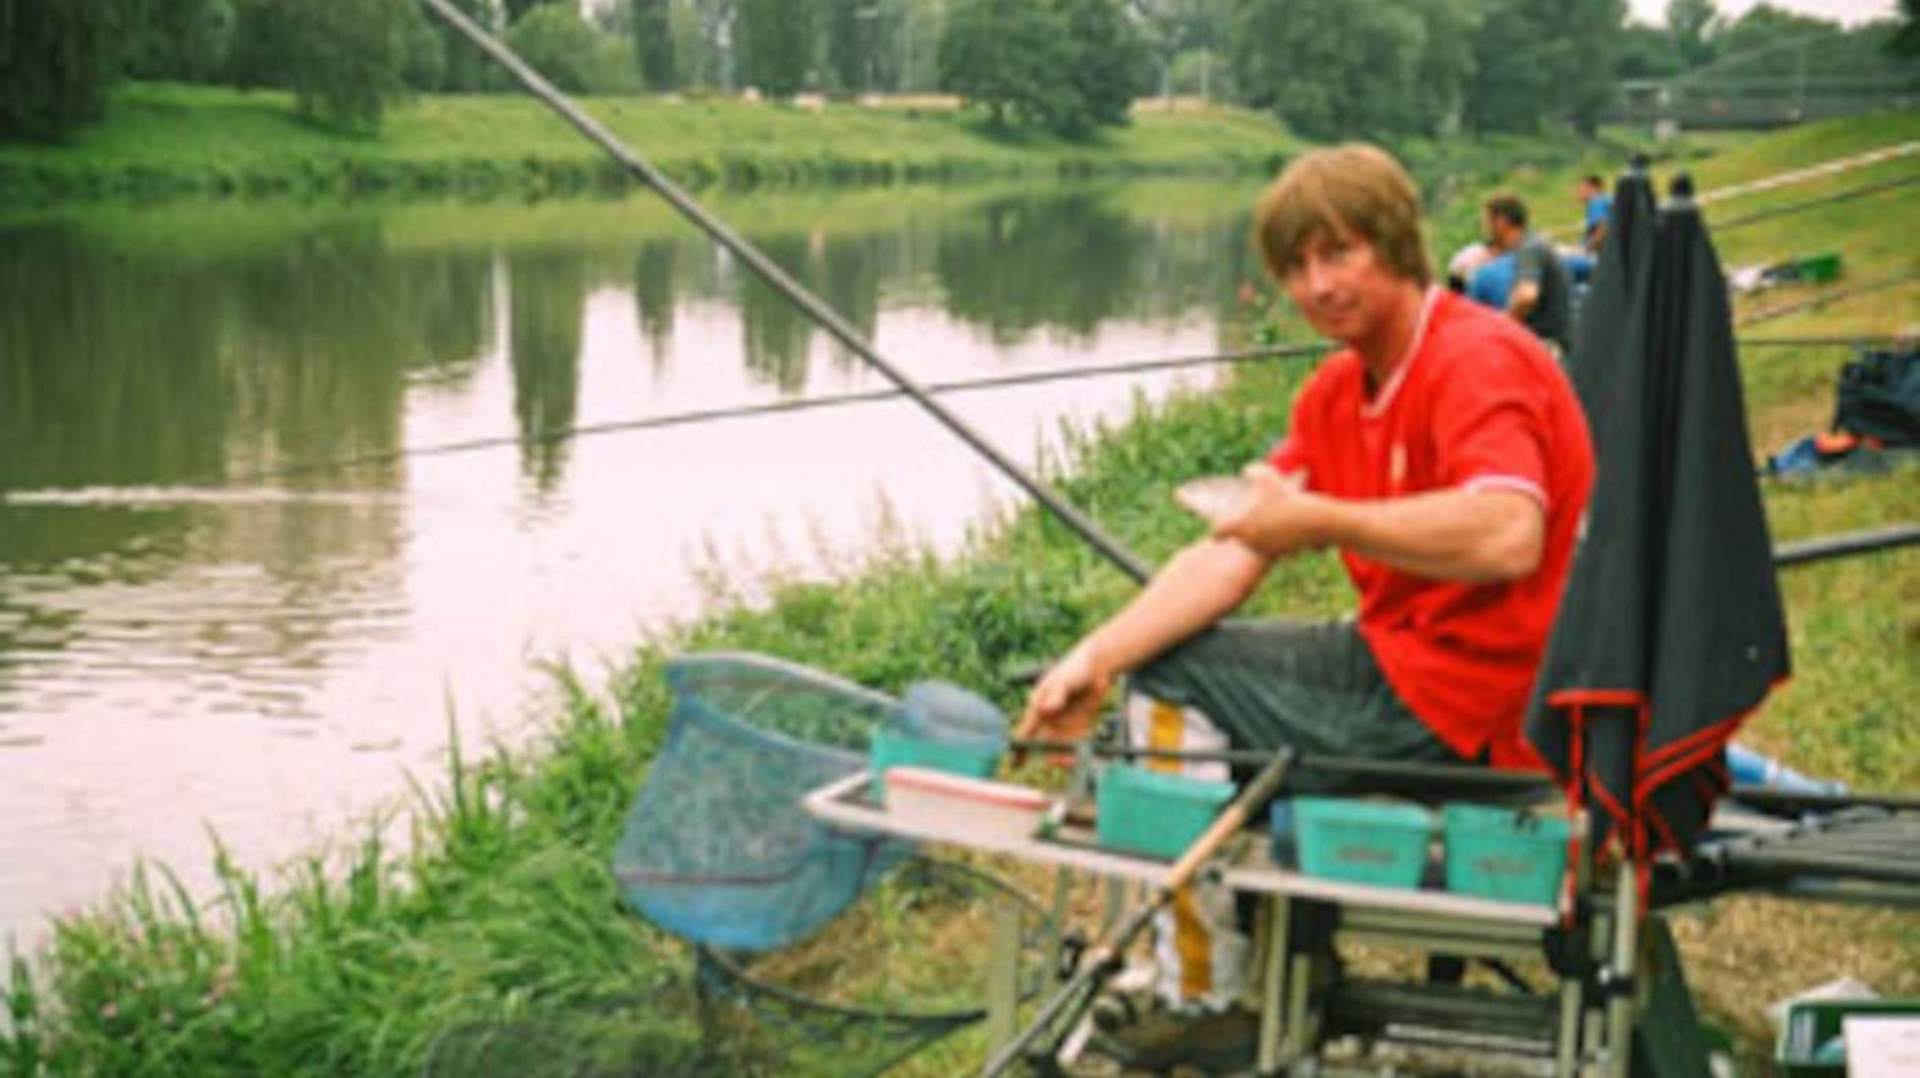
{"left": 1095, "top": 765, "right": 1236, "bottom": 860}
{"left": 1441, "top": 803, "right": 1570, "bottom": 906}
{"left": 1293, "top": 797, "right": 1433, "bottom": 889}
{"left": 868, "top": 731, "right": 1001, "bottom": 799}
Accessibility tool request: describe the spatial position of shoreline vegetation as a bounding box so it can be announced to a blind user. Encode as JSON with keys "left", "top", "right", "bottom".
{"left": 3, "top": 114, "right": 1917, "bottom": 1075}
{"left": 0, "top": 83, "right": 1307, "bottom": 206}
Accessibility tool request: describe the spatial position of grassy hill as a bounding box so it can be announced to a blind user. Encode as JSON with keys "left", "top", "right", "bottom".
{"left": 0, "top": 83, "right": 1301, "bottom": 205}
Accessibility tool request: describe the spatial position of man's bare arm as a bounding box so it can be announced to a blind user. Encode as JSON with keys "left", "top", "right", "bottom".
{"left": 1076, "top": 538, "right": 1272, "bottom": 680}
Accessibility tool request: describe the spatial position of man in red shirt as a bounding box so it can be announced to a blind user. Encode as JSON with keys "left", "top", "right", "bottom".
{"left": 1020, "top": 143, "right": 1595, "bottom": 1051}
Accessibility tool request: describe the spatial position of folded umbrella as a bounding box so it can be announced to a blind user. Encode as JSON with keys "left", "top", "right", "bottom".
{"left": 1526, "top": 172, "right": 1791, "bottom": 865}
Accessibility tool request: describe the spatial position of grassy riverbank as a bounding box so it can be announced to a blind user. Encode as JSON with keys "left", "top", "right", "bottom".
{"left": 0, "top": 82, "right": 1300, "bottom": 205}
{"left": 3, "top": 117, "right": 1917, "bottom": 1075}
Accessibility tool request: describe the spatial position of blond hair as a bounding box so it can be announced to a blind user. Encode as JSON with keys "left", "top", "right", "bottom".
{"left": 1253, "top": 144, "right": 1432, "bottom": 287}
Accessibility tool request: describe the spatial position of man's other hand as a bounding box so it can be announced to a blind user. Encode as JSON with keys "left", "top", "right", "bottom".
{"left": 1211, "top": 463, "right": 1324, "bottom": 559}
{"left": 1015, "top": 645, "right": 1110, "bottom": 746}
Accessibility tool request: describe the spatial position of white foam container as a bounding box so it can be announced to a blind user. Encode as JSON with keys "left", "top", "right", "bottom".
{"left": 883, "top": 766, "right": 1050, "bottom": 841}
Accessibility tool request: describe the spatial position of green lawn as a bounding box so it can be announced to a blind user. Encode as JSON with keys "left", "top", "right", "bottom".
{"left": 0, "top": 82, "right": 1301, "bottom": 204}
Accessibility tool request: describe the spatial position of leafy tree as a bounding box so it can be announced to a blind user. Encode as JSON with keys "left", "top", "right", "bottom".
{"left": 738, "top": 0, "right": 815, "bottom": 97}
{"left": 399, "top": 1, "right": 448, "bottom": 92}
{"left": 823, "top": 0, "right": 866, "bottom": 92}
{"left": 1898, "top": 0, "right": 1920, "bottom": 59}
{"left": 1667, "top": 0, "right": 1717, "bottom": 68}
{"left": 428, "top": 0, "right": 498, "bottom": 92}
{"left": 504, "top": 2, "right": 612, "bottom": 93}
{"left": 503, "top": 0, "right": 559, "bottom": 27}
{"left": 1055, "top": 0, "right": 1154, "bottom": 131}
{"left": 1619, "top": 22, "right": 1685, "bottom": 79}
{"left": 123, "top": 0, "right": 234, "bottom": 83}
{"left": 939, "top": 0, "right": 1056, "bottom": 128}
{"left": 283, "top": 0, "right": 408, "bottom": 132}
{"left": 1130, "top": 0, "right": 1229, "bottom": 97}
{"left": 1466, "top": 0, "right": 1625, "bottom": 135}
{"left": 940, "top": 0, "right": 1147, "bottom": 138}
{"left": 0, "top": 0, "right": 124, "bottom": 141}
{"left": 1230, "top": 0, "right": 1434, "bottom": 138}
{"left": 632, "top": 0, "right": 677, "bottom": 89}
{"left": 1464, "top": 0, "right": 1552, "bottom": 132}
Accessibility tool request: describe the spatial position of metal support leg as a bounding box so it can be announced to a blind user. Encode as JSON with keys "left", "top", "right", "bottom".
{"left": 1605, "top": 869, "right": 1639, "bottom": 1078}
{"left": 1257, "top": 895, "right": 1292, "bottom": 1073}
{"left": 986, "top": 901, "right": 1022, "bottom": 1054}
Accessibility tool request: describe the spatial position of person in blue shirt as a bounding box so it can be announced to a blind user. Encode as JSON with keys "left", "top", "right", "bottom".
{"left": 1467, "top": 251, "right": 1516, "bottom": 309}
{"left": 1577, "top": 173, "right": 1612, "bottom": 254}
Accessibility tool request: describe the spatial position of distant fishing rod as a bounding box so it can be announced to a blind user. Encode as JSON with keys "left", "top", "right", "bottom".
{"left": 1737, "top": 269, "right": 1920, "bottom": 329}
{"left": 415, "top": 0, "right": 1153, "bottom": 583}
{"left": 1710, "top": 171, "right": 1920, "bottom": 233}
{"left": 223, "top": 341, "right": 1329, "bottom": 486}
{"left": 1545, "top": 140, "right": 1920, "bottom": 240}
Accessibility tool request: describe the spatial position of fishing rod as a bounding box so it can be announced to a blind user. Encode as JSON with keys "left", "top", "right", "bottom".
{"left": 218, "top": 341, "right": 1329, "bottom": 486}
{"left": 1738, "top": 334, "right": 1909, "bottom": 349}
{"left": 127, "top": 325, "right": 1890, "bottom": 489}
{"left": 1736, "top": 269, "right": 1920, "bottom": 329}
{"left": 415, "top": 0, "right": 1153, "bottom": 583}
{"left": 1710, "top": 171, "right": 1920, "bottom": 233}
{"left": 1546, "top": 139, "right": 1920, "bottom": 239}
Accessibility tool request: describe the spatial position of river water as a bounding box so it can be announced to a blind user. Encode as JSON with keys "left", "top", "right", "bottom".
{"left": 0, "top": 179, "right": 1272, "bottom": 947}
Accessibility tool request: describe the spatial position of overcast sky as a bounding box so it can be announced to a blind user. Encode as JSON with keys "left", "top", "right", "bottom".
{"left": 1625, "top": 0, "right": 1898, "bottom": 27}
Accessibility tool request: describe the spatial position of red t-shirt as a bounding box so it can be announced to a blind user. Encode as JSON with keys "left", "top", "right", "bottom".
{"left": 1268, "top": 290, "right": 1595, "bottom": 768}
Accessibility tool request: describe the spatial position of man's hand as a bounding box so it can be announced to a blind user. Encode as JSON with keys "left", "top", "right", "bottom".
{"left": 1015, "top": 644, "right": 1111, "bottom": 746}
{"left": 1210, "top": 463, "right": 1325, "bottom": 559}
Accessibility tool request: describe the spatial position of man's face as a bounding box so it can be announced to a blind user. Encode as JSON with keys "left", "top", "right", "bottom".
{"left": 1576, "top": 179, "right": 1597, "bottom": 201}
{"left": 1283, "top": 229, "right": 1402, "bottom": 344}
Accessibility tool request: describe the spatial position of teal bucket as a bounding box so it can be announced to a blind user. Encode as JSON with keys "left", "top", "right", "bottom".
{"left": 868, "top": 731, "right": 1001, "bottom": 799}
{"left": 1293, "top": 797, "right": 1433, "bottom": 889}
{"left": 1441, "top": 803, "right": 1570, "bottom": 906}
{"left": 1096, "top": 765, "right": 1236, "bottom": 861}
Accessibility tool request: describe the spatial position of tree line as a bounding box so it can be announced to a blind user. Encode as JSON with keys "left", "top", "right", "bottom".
{"left": 3, "top": 0, "right": 1915, "bottom": 144}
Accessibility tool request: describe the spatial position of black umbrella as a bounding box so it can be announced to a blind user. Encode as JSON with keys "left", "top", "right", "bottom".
{"left": 1526, "top": 172, "right": 1791, "bottom": 866}
{"left": 1566, "top": 155, "right": 1657, "bottom": 407}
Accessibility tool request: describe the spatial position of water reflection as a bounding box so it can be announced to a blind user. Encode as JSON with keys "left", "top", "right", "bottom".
{"left": 0, "top": 179, "right": 1266, "bottom": 944}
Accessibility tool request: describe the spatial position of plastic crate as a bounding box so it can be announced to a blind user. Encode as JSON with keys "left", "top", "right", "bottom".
{"left": 1441, "top": 803, "right": 1571, "bottom": 906}
{"left": 1777, "top": 999, "right": 1920, "bottom": 1077}
{"left": 868, "top": 731, "right": 1001, "bottom": 799}
{"left": 1095, "top": 765, "right": 1236, "bottom": 861}
{"left": 1292, "top": 797, "right": 1433, "bottom": 889}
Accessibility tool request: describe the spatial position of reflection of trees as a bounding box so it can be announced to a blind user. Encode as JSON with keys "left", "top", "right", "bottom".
{"left": 0, "top": 219, "right": 493, "bottom": 495}
{"left": 403, "top": 250, "right": 494, "bottom": 380}
{"left": 632, "top": 239, "right": 678, "bottom": 364}
{"left": 506, "top": 250, "right": 587, "bottom": 491}
{"left": 736, "top": 234, "right": 814, "bottom": 393}
{"left": 0, "top": 224, "right": 231, "bottom": 491}
{"left": 817, "top": 234, "right": 881, "bottom": 375}
{"left": 932, "top": 192, "right": 1158, "bottom": 343}
{"left": 226, "top": 225, "right": 415, "bottom": 480}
